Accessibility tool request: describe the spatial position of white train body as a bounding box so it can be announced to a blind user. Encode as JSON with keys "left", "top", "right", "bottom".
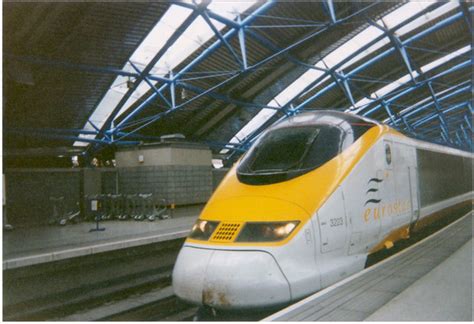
{"left": 172, "top": 111, "right": 473, "bottom": 310}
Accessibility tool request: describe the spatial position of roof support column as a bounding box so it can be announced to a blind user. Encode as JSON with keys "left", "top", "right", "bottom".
{"left": 237, "top": 14, "right": 248, "bottom": 70}
{"left": 202, "top": 11, "right": 244, "bottom": 68}
{"left": 464, "top": 114, "right": 472, "bottom": 130}
{"left": 440, "top": 132, "right": 449, "bottom": 143}
{"left": 329, "top": 70, "right": 355, "bottom": 107}
{"left": 88, "top": 120, "right": 110, "bottom": 141}
{"left": 460, "top": 1, "right": 473, "bottom": 33}
{"left": 402, "top": 116, "right": 414, "bottom": 134}
{"left": 455, "top": 131, "right": 463, "bottom": 146}
{"left": 427, "top": 81, "right": 451, "bottom": 142}
{"left": 460, "top": 124, "right": 472, "bottom": 147}
{"left": 170, "top": 70, "right": 176, "bottom": 109}
{"left": 369, "top": 20, "right": 416, "bottom": 82}
{"left": 381, "top": 100, "right": 398, "bottom": 127}
{"left": 129, "top": 60, "right": 172, "bottom": 108}
{"left": 324, "top": 0, "right": 337, "bottom": 24}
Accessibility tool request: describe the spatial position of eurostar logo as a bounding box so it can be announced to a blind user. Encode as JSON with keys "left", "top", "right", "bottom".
{"left": 363, "top": 200, "right": 411, "bottom": 223}
{"left": 364, "top": 177, "right": 383, "bottom": 206}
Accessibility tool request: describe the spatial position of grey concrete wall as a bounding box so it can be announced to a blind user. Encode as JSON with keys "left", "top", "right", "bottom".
{"left": 5, "top": 169, "right": 81, "bottom": 227}
{"left": 212, "top": 168, "right": 230, "bottom": 190}
{"left": 83, "top": 169, "right": 101, "bottom": 196}
{"left": 101, "top": 169, "right": 118, "bottom": 194}
{"left": 118, "top": 165, "right": 212, "bottom": 205}
{"left": 115, "top": 146, "right": 212, "bottom": 167}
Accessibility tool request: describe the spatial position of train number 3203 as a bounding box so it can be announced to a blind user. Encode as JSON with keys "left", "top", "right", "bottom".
{"left": 329, "top": 217, "right": 344, "bottom": 227}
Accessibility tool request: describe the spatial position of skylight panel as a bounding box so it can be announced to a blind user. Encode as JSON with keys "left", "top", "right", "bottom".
{"left": 420, "top": 45, "right": 470, "bottom": 73}
{"left": 383, "top": 80, "right": 470, "bottom": 124}
{"left": 151, "top": 16, "right": 217, "bottom": 76}
{"left": 76, "top": 1, "right": 256, "bottom": 146}
{"left": 324, "top": 26, "right": 384, "bottom": 69}
{"left": 129, "top": 6, "right": 193, "bottom": 70}
{"left": 392, "top": 1, "right": 459, "bottom": 36}
{"left": 224, "top": 67, "right": 327, "bottom": 149}
{"left": 222, "top": 0, "right": 442, "bottom": 150}
{"left": 208, "top": 1, "right": 256, "bottom": 20}
{"left": 382, "top": 1, "right": 432, "bottom": 30}
{"left": 350, "top": 45, "right": 470, "bottom": 114}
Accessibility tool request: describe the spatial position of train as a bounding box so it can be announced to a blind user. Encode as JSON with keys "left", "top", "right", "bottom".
{"left": 172, "top": 111, "right": 472, "bottom": 311}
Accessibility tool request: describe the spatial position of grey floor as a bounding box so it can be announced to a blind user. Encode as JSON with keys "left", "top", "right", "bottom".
{"left": 366, "top": 239, "right": 472, "bottom": 321}
{"left": 264, "top": 212, "right": 472, "bottom": 321}
{"left": 3, "top": 205, "right": 202, "bottom": 269}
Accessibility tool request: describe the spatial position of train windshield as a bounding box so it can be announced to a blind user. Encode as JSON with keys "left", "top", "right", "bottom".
{"left": 240, "top": 126, "right": 342, "bottom": 173}
{"left": 237, "top": 118, "right": 375, "bottom": 185}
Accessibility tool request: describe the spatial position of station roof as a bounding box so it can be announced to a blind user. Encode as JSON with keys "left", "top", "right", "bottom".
{"left": 4, "top": 1, "right": 472, "bottom": 163}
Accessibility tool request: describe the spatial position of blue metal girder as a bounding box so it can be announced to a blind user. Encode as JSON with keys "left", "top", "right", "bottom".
{"left": 237, "top": 14, "right": 248, "bottom": 70}
{"left": 297, "top": 10, "right": 471, "bottom": 117}
{"left": 241, "top": 72, "right": 469, "bottom": 152}
{"left": 363, "top": 60, "right": 471, "bottom": 118}
{"left": 114, "top": 1, "right": 386, "bottom": 135}
{"left": 175, "top": 81, "right": 278, "bottom": 111}
{"left": 381, "top": 100, "right": 399, "bottom": 126}
{"left": 389, "top": 81, "right": 471, "bottom": 125}
{"left": 201, "top": 11, "right": 244, "bottom": 69}
{"left": 460, "top": 0, "right": 473, "bottom": 33}
{"left": 266, "top": 3, "right": 449, "bottom": 117}
{"left": 427, "top": 81, "right": 451, "bottom": 133}
{"left": 325, "top": 0, "right": 337, "bottom": 24}
{"left": 368, "top": 19, "right": 416, "bottom": 82}
{"left": 113, "top": 1, "right": 276, "bottom": 134}
{"left": 101, "top": 4, "right": 207, "bottom": 135}
{"left": 413, "top": 101, "right": 469, "bottom": 128}
{"left": 417, "top": 113, "right": 471, "bottom": 134}
{"left": 464, "top": 114, "right": 472, "bottom": 129}
{"left": 128, "top": 60, "right": 172, "bottom": 108}
{"left": 460, "top": 124, "right": 472, "bottom": 146}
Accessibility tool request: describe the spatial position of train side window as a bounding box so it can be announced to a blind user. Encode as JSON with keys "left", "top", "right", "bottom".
{"left": 385, "top": 144, "right": 392, "bottom": 165}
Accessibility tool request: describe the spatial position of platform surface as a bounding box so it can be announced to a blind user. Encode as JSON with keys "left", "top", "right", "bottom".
{"left": 366, "top": 238, "right": 472, "bottom": 321}
{"left": 3, "top": 205, "right": 202, "bottom": 269}
{"left": 264, "top": 212, "right": 472, "bottom": 321}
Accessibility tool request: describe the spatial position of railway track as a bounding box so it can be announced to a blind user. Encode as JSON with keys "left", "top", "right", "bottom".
{"left": 4, "top": 207, "right": 469, "bottom": 321}
{"left": 3, "top": 238, "right": 186, "bottom": 321}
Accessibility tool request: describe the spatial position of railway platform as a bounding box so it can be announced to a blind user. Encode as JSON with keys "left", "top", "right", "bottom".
{"left": 3, "top": 205, "right": 201, "bottom": 270}
{"left": 264, "top": 212, "right": 472, "bottom": 321}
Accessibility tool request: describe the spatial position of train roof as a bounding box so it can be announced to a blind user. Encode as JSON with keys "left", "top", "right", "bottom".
{"left": 274, "top": 110, "right": 381, "bottom": 129}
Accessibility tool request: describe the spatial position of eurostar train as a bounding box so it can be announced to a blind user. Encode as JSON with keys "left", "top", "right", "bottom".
{"left": 172, "top": 111, "right": 473, "bottom": 310}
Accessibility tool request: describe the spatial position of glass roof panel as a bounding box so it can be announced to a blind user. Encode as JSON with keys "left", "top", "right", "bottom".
{"left": 393, "top": 1, "right": 459, "bottom": 36}
{"left": 222, "top": 1, "right": 442, "bottom": 152}
{"left": 350, "top": 45, "right": 470, "bottom": 114}
{"left": 76, "top": 1, "right": 256, "bottom": 146}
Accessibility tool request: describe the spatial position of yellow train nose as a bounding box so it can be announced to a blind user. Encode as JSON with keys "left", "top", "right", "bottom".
{"left": 199, "top": 195, "right": 309, "bottom": 224}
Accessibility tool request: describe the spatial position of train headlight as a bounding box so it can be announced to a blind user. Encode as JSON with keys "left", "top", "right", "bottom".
{"left": 236, "top": 221, "right": 300, "bottom": 242}
{"left": 189, "top": 220, "right": 219, "bottom": 240}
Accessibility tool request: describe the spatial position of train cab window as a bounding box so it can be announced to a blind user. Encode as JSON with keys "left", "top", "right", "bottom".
{"left": 237, "top": 114, "right": 375, "bottom": 185}
{"left": 238, "top": 125, "right": 346, "bottom": 185}
{"left": 239, "top": 126, "right": 321, "bottom": 173}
